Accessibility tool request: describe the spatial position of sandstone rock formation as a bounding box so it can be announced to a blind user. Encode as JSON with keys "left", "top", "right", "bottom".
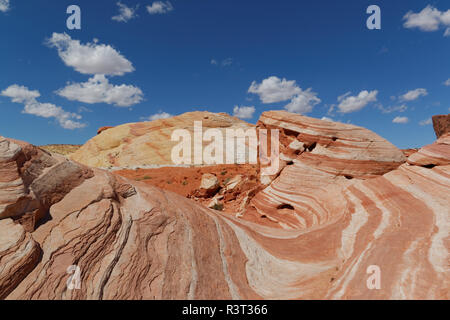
{"left": 0, "top": 111, "right": 449, "bottom": 300}
{"left": 0, "top": 137, "right": 92, "bottom": 231}
{"left": 97, "top": 126, "right": 114, "bottom": 135}
{"left": 71, "top": 112, "right": 254, "bottom": 168}
{"left": 432, "top": 114, "right": 450, "bottom": 138}
{"left": 199, "top": 173, "right": 220, "bottom": 197}
{"left": 39, "top": 144, "right": 81, "bottom": 156}
{"left": 407, "top": 133, "right": 450, "bottom": 167}
{"left": 97, "top": 126, "right": 114, "bottom": 134}
{"left": 0, "top": 219, "right": 40, "bottom": 299}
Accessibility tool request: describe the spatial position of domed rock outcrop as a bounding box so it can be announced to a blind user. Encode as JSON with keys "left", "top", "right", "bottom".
{"left": 71, "top": 112, "right": 255, "bottom": 168}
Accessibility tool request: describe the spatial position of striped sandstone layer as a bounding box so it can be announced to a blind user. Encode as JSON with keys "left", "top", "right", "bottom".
{"left": 0, "top": 219, "right": 41, "bottom": 299}
{"left": 250, "top": 111, "right": 407, "bottom": 229}
{"left": 70, "top": 111, "right": 254, "bottom": 168}
{"left": 1, "top": 111, "right": 449, "bottom": 300}
{"left": 407, "top": 133, "right": 450, "bottom": 167}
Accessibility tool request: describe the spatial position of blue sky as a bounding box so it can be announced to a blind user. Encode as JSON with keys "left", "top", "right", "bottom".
{"left": 0, "top": 0, "right": 449, "bottom": 148}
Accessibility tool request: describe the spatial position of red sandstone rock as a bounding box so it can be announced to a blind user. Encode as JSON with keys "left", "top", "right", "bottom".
{"left": 0, "top": 112, "right": 449, "bottom": 300}
{"left": 0, "top": 219, "right": 41, "bottom": 299}
{"left": 0, "top": 137, "right": 92, "bottom": 231}
{"left": 250, "top": 111, "right": 408, "bottom": 229}
{"left": 97, "top": 126, "right": 114, "bottom": 135}
{"left": 432, "top": 114, "right": 450, "bottom": 138}
{"left": 407, "top": 133, "right": 450, "bottom": 167}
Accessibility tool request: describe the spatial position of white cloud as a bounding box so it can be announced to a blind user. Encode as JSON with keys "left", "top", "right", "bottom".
{"left": 1, "top": 85, "right": 40, "bottom": 103}
{"left": 78, "top": 106, "right": 92, "bottom": 113}
{"left": 57, "top": 75, "right": 143, "bottom": 107}
{"left": 337, "top": 90, "right": 378, "bottom": 113}
{"left": 392, "top": 116, "right": 409, "bottom": 124}
{"left": 400, "top": 88, "right": 428, "bottom": 101}
{"left": 0, "top": 0, "right": 10, "bottom": 12}
{"left": 112, "top": 2, "right": 139, "bottom": 22}
{"left": 143, "top": 111, "right": 173, "bottom": 121}
{"left": 211, "top": 58, "right": 233, "bottom": 67}
{"left": 47, "top": 33, "right": 134, "bottom": 76}
{"left": 403, "top": 6, "right": 450, "bottom": 35}
{"left": 1, "top": 85, "right": 85, "bottom": 129}
{"left": 249, "top": 76, "right": 320, "bottom": 114}
{"left": 378, "top": 104, "right": 408, "bottom": 114}
{"left": 444, "top": 79, "right": 450, "bottom": 86}
{"left": 284, "top": 89, "right": 321, "bottom": 114}
{"left": 222, "top": 58, "right": 233, "bottom": 67}
{"left": 147, "top": 1, "right": 173, "bottom": 15}
{"left": 321, "top": 116, "right": 333, "bottom": 122}
{"left": 419, "top": 118, "right": 432, "bottom": 126}
{"left": 248, "top": 76, "right": 302, "bottom": 103}
{"left": 233, "top": 105, "right": 255, "bottom": 119}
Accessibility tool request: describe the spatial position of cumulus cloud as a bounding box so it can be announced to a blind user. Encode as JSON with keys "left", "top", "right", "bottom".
{"left": 112, "top": 2, "right": 139, "bottom": 22}
{"left": 403, "top": 6, "right": 450, "bottom": 36}
{"left": 233, "top": 105, "right": 255, "bottom": 119}
{"left": 400, "top": 88, "right": 428, "bottom": 101}
{"left": 321, "top": 116, "right": 333, "bottom": 122}
{"left": 284, "top": 89, "right": 321, "bottom": 114}
{"left": 444, "top": 79, "right": 450, "bottom": 86}
{"left": 1, "top": 85, "right": 85, "bottom": 129}
{"left": 147, "top": 1, "right": 173, "bottom": 14}
{"left": 47, "top": 33, "right": 134, "bottom": 76}
{"left": 0, "top": 0, "right": 10, "bottom": 12}
{"left": 248, "top": 76, "right": 302, "bottom": 103}
{"left": 419, "top": 118, "right": 432, "bottom": 126}
{"left": 143, "top": 111, "right": 173, "bottom": 121}
{"left": 392, "top": 116, "right": 409, "bottom": 124}
{"left": 337, "top": 90, "right": 378, "bottom": 113}
{"left": 56, "top": 75, "right": 143, "bottom": 107}
{"left": 1, "top": 85, "right": 40, "bottom": 103}
{"left": 249, "top": 76, "right": 320, "bottom": 114}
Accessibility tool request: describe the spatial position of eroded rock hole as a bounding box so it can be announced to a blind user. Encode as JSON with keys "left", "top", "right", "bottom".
{"left": 283, "top": 128, "right": 299, "bottom": 137}
{"left": 307, "top": 142, "right": 317, "bottom": 152}
{"left": 277, "top": 203, "right": 294, "bottom": 210}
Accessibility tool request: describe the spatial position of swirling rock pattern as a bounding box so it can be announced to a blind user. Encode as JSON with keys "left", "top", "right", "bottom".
{"left": 0, "top": 111, "right": 449, "bottom": 300}
{"left": 407, "top": 133, "right": 450, "bottom": 167}
{"left": 250, "top": 111, "right": 408, "bottom": 229}
{"left": 0, "top": 219, "right": 41, "bottom": 299}
{"left": 0, "top": 136, "right": 92, "bottom": 231}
